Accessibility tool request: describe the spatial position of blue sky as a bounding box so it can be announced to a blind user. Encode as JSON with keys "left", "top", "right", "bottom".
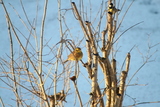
{"left": 0, "top": 0, "right": 160, "bottom": 107}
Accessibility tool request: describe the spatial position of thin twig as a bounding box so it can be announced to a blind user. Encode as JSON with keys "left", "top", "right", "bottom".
{"left": 0, "top": 96, "right": 5, "bottom": 107}
{"left": 72, "top": 81, "right": 83, "bottom": 107}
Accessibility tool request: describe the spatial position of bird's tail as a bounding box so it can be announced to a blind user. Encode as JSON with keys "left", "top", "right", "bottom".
{"left": 63, "top": 60, "right": 68, "bottom": 63}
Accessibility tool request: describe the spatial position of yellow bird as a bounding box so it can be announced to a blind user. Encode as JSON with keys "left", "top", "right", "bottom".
{"left": 63, "top": 47, "right": 83, "bottom": 63}
{"left": 108, "top": 3, "right": 120, "bottom": 15}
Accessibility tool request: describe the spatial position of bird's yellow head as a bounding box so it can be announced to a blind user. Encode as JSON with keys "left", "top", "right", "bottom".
{"left": 75, "top": 47, "right": 81, "bottom": 52}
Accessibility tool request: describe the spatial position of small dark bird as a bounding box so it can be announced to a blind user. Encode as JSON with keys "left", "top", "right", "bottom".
{"left": 108, "top": 3, "right": 120, "bottom": 15}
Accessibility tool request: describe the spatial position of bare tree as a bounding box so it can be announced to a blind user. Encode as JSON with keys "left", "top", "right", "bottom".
{"left": 0, "top": 0, "right": 160, "bottom": 107}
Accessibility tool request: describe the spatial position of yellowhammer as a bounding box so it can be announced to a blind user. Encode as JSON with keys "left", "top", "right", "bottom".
{"left": 63, "top": 47, "right": 83, "bottom": 63}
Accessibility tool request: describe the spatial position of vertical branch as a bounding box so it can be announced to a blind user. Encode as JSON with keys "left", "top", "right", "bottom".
{"left": 112, "top": 20, "right": 117, "bottom": 38}
{"left": 48, "top": 96, "right": 55, "bottom": 107}
{"left": 104, "top": 2, "right": 114, "bottom": 105}
{"left": 110, "top": 59, "right": 117, "bottom": 107}
{"left": 103, "top": 1, "right": 121, "bottom": 107}
{"left": 39, "top": 0, "right": 48, "bottom": 75}
{"left": 85, "top": 40, "right": 92, "bottom": 78}
{"left": 86, "top": 40, "right": 92, "bottom": 65}
{"left": 100, "top": 2, "right": 112, "bottom": 106}
{"left": 101, "top": 30, "right": 107, "bottom": 57}
{"left": 117, "top": 53, "right": 131, "bottom": 107}
{"left": 85, "top": 21, "right": 100, "bottom": 107}
{"left": 39, "top": 0, "right": 49, "bottom": 106}
{"left": 125, "top": 53, "right": 131, "bottom": 72}
{"left": 96, "top": 85, "right": 105, "bottom": 107}
{"left": 6, "top": 12, "right": 21, "bottom": 107}
{"left": 117, "top": 71, "right": 127, "bottom": 107}
{"left": 73, "top": 81, "right": 83, "bottom": 107}
{"left": 90, "top": 52, "right": 98, "bottom": 107}
{"left": 102, "top": 58, "right": 111, "bottom": 107}
{"left": 70, "top": 76, "right": 83, "bottom": 107}
{"left": 53, "top": 0, "right": 64, "bottom": 105}
{"left": 106, "top": 1, "right": 114, "bottom": 57}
